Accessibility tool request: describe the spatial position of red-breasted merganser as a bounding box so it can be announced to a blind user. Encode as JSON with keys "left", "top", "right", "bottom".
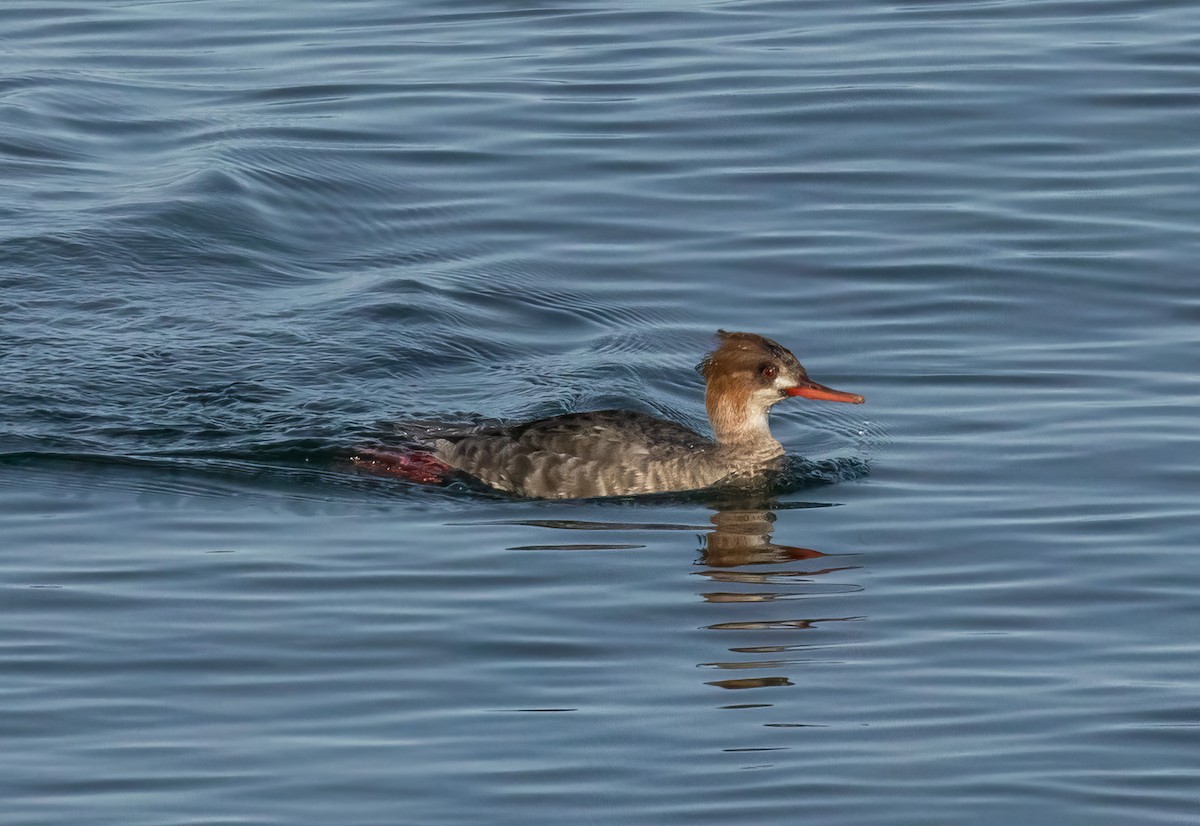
{"left": 353, "top": 330, "right": 864, "bottom": 499}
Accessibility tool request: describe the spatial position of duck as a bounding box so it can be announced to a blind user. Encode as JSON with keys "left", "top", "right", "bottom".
{"left": 352, "top": 330, "right": 864, "bottom": 499}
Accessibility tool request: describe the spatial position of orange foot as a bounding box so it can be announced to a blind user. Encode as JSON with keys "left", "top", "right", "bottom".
{"left": 351, "top": 448, "right": 454, "bottom": 485}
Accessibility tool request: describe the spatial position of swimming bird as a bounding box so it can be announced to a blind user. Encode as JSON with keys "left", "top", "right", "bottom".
{"left": 353, "top": 330, "right": 864, "bottom": 499}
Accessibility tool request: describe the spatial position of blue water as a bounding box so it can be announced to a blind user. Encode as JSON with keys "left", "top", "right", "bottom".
{"left": 3, "top": 1, "right": 1199, "bottom": 823}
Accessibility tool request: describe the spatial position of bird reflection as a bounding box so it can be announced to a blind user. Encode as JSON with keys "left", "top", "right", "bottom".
{"left": 702, "top": 507, "right": 844, "bottom": 569}
{"left": 695, "top": 501, "right": 862, "bottom": 691}
{"left": 489, "top": 497, "right": 863, "bottom": 694}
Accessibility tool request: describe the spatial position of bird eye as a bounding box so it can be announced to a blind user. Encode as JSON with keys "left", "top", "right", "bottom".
{"left": 760, "top": 364, "right": 778, "bottom": 380}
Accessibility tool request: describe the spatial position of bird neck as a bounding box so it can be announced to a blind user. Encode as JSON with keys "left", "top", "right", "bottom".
{"left": 705, "top": 380, "right": 781, "bottom": 455}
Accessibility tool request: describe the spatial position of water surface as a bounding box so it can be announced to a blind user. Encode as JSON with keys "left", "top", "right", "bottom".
{"left": 3, "top": 1, "right": 1199, "bottom": 823}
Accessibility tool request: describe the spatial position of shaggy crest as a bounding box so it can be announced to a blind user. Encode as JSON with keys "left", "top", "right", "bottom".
{"left": 697, "top": 330, "right": 805, "bottom": 382}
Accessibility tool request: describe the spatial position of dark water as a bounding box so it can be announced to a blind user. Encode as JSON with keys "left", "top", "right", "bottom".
{"left": 3, "top": 1, "right": 1199, "bottom": 822}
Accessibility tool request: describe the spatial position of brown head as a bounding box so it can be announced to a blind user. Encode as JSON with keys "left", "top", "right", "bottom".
{"left": 697, "top": 330, "right": 864, "bottom": 446}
